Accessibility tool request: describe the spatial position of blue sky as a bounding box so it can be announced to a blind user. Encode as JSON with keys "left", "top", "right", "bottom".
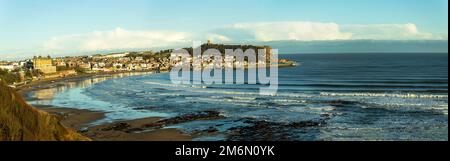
{"left": 0, "top": 0, "right": 448, "bottom": 58}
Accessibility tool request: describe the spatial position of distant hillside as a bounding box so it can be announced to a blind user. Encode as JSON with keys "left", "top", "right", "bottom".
{"left": 254, "top": 40, "right": 449, "bottom": 54}
{"left": 98, "top": 40, "right": 449, "bottom": 56}
{"left": 0, "top": 83, "right": 90, "bottom": 141}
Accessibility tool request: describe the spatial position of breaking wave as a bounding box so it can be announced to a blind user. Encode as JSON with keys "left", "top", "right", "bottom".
{"left": 320, "top": 92, "right": 448, "bottom": 99}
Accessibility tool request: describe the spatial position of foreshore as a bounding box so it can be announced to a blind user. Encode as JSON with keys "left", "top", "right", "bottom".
{"left": 15, "top": 62, "right": 300, "bottom": 141}
{"left": 17, "top": 70, "right": 194, "bottom": 141}
{"left": 35, "top": 105, "right": 193, "bottom": 141}
{"left": 16, "top": 70, "right": 160, "bottom": 93}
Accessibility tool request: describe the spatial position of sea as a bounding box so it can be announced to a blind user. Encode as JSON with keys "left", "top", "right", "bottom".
{"left": 27, "top": 53, "right": 448, "bottom": 141}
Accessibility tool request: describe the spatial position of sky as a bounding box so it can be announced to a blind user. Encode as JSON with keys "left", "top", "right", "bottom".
{"left": 0, "top": 0, "right": 448, "bottom": 59}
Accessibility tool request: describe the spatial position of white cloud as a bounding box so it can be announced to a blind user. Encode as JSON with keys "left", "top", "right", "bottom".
{"left": 43, "top": 28, "right": 190, "bottom": 52}
{"left": 39, "top": 22, "right": 447, "bottom": 54}
{"left": 204, "top": 33, "right": 232, "bottom": 42}
{"left": 211, "top": 22, "right": 446, "bottom": 42}
{"left": 213, "top": 22, "right": 353, "bottom": 41}
{"left": 341, "top": 23, "right": 446, "bottom": 40}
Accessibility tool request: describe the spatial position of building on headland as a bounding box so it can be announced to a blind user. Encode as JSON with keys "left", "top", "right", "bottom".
{"left": 33, "top": 56, "right": 57, "bottom": 74}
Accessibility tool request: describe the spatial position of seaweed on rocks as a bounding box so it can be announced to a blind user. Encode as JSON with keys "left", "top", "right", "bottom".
{"left": 227, "top": 117, "right": 330, "bottom": 141}
{"left": 145, "top": 111, "right": 225, "bottom": 128}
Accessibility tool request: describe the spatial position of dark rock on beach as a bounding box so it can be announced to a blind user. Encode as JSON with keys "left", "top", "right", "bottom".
{"left": 133, "top": 106, "right": 159, "bottom": 110}
{"left": 227, "top": 117, "right": 330, "bottom": 141}
{"left": 145, "top": 111, "right": 225, "bottom": 128}
{"left": 328, "top": 100, "right": 359, "bottom": 106}
{"left": 86, "top": 110, "right": 226, "bottom": 136}
{"left": 101, "top": 122, "right": 131, "bottom": 131}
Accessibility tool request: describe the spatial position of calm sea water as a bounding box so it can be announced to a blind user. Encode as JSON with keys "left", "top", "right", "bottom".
{"left": 28, "top": 53, "right": 448, "bottom": 141}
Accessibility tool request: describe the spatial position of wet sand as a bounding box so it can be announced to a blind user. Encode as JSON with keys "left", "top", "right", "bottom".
{"left": 33, "top": 105, "right": 193, "bottom": 141}
{"left": 82, "top": 117, "right": 192, "bottom": 141}
{"left": 35, "top": 105, "right": 106, "bottom": 130}
{"left": 17, "top": 73, "right": 97, "bottom": 94}
{"left": 17, "top": 72, "right": 194, "bottom": 141}
{"left": 17, "top": 71, "right": 152, "bottom": 94}
{"left": 16, "top": 71, "right": 328, "bottom": 141}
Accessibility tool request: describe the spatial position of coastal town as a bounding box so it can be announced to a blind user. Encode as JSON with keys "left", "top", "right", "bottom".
{"left": 0, "top": 50, "right": 173, "bottom": 87}
{"left": 0, "top": 42, "right": 296, "bottom": 87}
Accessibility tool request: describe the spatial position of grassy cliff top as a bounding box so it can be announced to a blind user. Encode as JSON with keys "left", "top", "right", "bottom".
{"left": 0, "top": 82, "right": 90, "bottom": 141}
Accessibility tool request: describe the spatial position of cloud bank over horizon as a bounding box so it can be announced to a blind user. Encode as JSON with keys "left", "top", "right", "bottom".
{"left": 42, "top": 28, "right": 191, "bottom": 53}
{"left": 209, "top": 22, "right": 447, "bottom": 42}
{"left": 41, "top": 21, "right": 447, "bottom": 52}
{"left": 0, "top": 21, "right": 447, "bottom": 59}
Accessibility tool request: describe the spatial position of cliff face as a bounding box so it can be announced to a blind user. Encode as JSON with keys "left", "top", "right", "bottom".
{"left": 0, "top": 83, "right": 89, "bottom": 141}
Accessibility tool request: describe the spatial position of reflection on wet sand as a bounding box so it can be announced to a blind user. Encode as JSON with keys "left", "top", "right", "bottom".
{"left": 30, "top": 72, "right": 154, "bottom": 104}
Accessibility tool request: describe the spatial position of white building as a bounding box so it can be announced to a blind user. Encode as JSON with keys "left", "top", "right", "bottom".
{"left": 119, "top": 57, "right": 131, "bottom": 62}
{"left": 140, "top": 63, "right": 148, "bottom": 69}
{"left": 135, "top": 57, "right": 144, "bottom": 61}
{"left": 0, "top": 65, "right": 16, "bottom": 71}
{"left": 113, "top": 63, "right": 123, "bottom": 68}
{"left": 106, "top": 53, "right": 128, "bottom": 58}
{"left": 0, "top": 62, "right": 19, "bottom": 71}
{"left": 97, "top": 62, "right": 106, "bottom": 68}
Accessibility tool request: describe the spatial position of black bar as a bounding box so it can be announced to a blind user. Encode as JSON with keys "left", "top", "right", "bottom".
{"left": 0, "top": 141, "right": 447, "bottom": 160}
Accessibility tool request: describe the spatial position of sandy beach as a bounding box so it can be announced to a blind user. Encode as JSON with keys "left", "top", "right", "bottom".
{"left": 37, "top": 105, "right": 193, "bottom": 141}
{"left": 16, "top": 72, "right": 195, "bottom": 141}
